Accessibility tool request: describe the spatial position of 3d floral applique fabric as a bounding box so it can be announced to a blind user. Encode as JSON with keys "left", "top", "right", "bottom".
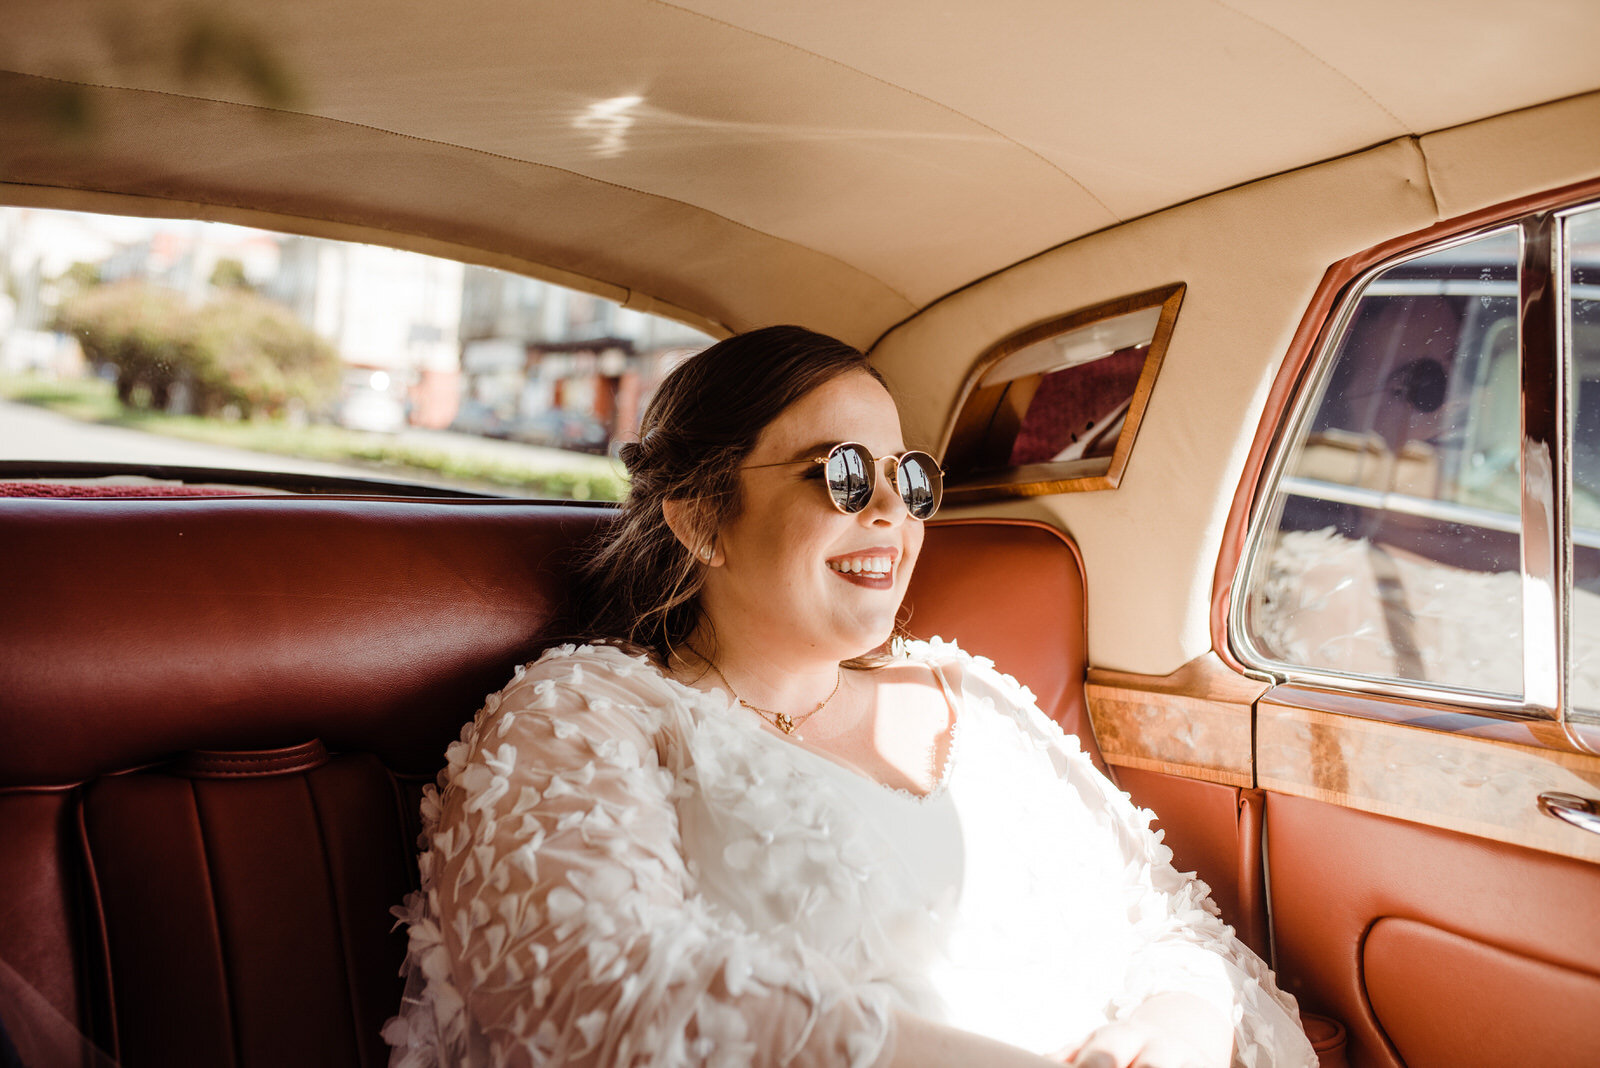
{"left": 384, "top": 641, "right": 1315, "bottom": 1068}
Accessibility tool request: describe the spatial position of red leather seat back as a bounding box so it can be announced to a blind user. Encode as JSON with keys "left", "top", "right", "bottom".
{"left": 907, "top": 518, "right": 1101, "bottom": 769}
{"left": 80, "top": 743, "right": 411, "bottom": 1068}
{"left": 0, "top": 498, "right": 607, "bottom": 1063}
{"left": 0, "top": 498, "right": 608, "bottom": 787}
{"left": 0, "top": 499, "right": 1094, "bottom": 1065}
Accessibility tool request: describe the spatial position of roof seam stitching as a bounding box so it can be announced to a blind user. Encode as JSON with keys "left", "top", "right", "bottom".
{"left": 0, "top": 177, "right": 734, "bottom": 336}
{"left": 0, "top": 69, "right": 920, "bottom": 313}
{"left": 644, "top": 0, "right": 1120, "bottom": 220}
{"left": 1206, "top": 0, "right": 1409, "bottom": 131}
{"left": 1407, "top": 135, "right": 1443, "bottom": 221}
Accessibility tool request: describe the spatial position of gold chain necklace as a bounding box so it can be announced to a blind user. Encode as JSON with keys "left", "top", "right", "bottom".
{"left": 696, "top": 652, "right": 843, "bottom": 735}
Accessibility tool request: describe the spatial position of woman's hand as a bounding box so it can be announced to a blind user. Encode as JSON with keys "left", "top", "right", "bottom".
{"left": 1057, "top": 992, "right": 1232, "bottom": 1068}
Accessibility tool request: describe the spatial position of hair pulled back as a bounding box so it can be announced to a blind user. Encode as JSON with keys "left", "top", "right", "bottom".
{"left": 578, "top": 325, "right": 883, "bottom": 659}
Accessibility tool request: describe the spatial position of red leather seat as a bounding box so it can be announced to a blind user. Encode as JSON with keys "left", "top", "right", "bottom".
{"left": 0, "top": 499, "right": 1097, "bottom": 1066}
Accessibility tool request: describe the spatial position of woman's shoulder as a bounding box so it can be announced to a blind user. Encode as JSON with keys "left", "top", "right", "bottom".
{"left": 893, "top": 635, "right": 1039, "bottom": 706}
{"left": 477, "top": 641, "right": 687, "bottom": 731}
{"left": 520, "top": 640, "right": 665, "bottom": 685}
{"left": 896, "top": 635, "right": 1084, "bottom": 753}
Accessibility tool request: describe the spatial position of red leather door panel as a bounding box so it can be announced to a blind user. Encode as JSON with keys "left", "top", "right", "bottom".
{"left": 1113, "top": 767, "right": 1269, "bottom": 957}
{"left": 1268, "top": 793, "right": 1600, "bottom": 1068}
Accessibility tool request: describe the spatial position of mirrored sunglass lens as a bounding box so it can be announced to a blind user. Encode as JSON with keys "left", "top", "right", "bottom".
{"left": 826, "top": 444, "right": 873, "bottom": 512}
{"left": 896, "top": 453, "right": 941, "bottom": 519}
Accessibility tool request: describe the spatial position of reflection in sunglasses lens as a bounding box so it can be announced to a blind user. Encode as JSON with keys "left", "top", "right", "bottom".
{"left": 898, "top": 453, "right": 940, "bottom": 519}
{"left": 827, "top": 445, "right": 873, "bottom": 513}
{"left": 823, "top": 445, "right": 943, "bottom": 518}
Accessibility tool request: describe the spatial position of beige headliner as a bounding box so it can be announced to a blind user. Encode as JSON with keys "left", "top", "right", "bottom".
{"left": 7, "top": 2, "right": 1600, "bottom": 675}
{"left": 5, "top": 0, "right": 1600, "bottom": 347}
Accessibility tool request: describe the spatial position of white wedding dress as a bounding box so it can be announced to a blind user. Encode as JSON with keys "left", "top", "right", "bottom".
{"left": 383, "top": 640, "right": 1316, "bottom": 1068}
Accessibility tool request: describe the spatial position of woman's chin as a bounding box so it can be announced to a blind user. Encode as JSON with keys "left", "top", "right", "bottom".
{"left": 836, "top": 616, "right": 900, "bottom": 660}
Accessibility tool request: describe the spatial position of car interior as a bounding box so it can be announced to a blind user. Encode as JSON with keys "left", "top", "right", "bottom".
{"left": 3, "top": 3, "right": 1600, "bottom": 1066}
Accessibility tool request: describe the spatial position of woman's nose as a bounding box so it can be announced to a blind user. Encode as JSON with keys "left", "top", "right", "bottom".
{"left": 862, "top": 457, "right": 907, "bottom": 524}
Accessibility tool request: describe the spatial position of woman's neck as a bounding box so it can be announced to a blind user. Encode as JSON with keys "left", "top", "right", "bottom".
{"left": 678, "top": 624, "right": 846, "bottom": 720}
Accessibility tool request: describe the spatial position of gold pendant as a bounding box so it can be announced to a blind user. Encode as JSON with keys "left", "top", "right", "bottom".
{"left": 775, "top": 713, "right": 795, "bottom": 734}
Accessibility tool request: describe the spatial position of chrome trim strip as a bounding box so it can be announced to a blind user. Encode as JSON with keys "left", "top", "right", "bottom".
{"left": 1361, "top": 279, "right": 1600, "bottom": 301}
{"left": 1365, "top": 279, "right": 1517, "bottom": 297}
{"left": 1520, "top": 213, "right": 1564, "bottom": 716}
{"left": 1255, "top": 666, "right": 1528, "bottom": 717}
{"left": 1555, "top": 204, "right": 1600, "bottom": 748}
{"left": 1278, "top": 477, "right": 1516, "bottom": 531}
{"left": 1276, "top": 477, "right": 1600, "bottom": 553}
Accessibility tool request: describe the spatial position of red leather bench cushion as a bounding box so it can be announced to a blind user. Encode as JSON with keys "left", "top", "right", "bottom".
{"left": 80, "top": 743, "right": 413, "bottom": 1067}
{"left": 0, "top": 499, "right": 1094, "bottom": 1064}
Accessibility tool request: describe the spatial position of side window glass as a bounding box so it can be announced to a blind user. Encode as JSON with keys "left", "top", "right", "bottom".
{"left": 1567, "top": 205, "right": 1600, "bottom": 715}
{"left": 1241, "top": 228, "right": 1523, "bottom": 696}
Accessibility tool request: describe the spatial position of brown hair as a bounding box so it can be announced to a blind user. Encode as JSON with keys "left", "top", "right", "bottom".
{"left": 578, "top": 325, "right": 885, "bottom": 660}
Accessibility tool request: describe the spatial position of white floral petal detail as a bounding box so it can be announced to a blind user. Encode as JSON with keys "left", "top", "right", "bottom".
{"left": 574, "top": 1008, "right": 607, "bottom": 1049}
{"left": 509, "top": 842, "right": 540, "bottom": 884}
{"left": 485, "top": 743, "right": 517, "bottom": 775}
{"left": 386, "top": 641, "right": 1315, "bottom": 1068}
{"left": 545, "top": 886, "right": 584, "bottom": 922}
{"left": 508, "top": 785, "right": 543, "bottom": 814}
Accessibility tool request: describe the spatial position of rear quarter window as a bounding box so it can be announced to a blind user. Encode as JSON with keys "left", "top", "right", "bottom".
{"left": 0, "top": 207, "right": 711, "bottom": 498}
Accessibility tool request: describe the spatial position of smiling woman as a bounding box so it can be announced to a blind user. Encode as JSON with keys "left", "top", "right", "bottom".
{"left": 680, "top": 367, "right": 925, "bottom": 669}
{"left": 385, "top": 327, "right": 1316, "bottom": 1068}
{"left": 6, "top": 3, "right": 1600, "bottom": 1067}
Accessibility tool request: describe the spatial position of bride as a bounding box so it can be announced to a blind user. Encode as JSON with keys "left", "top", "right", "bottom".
{"left": 383, "top": 326, "right": 1317, "bottom": 1068}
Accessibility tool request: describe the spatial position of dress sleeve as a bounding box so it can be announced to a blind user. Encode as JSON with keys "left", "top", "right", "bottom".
{"left": 386, "top": 646, "right": 895, "bottom": 1068}
{"left": 938, "top": 643, "right": 1316, "bottom": 1068}
{"left": 1078, "top": 769, "right": 1315, "bottom": 1068}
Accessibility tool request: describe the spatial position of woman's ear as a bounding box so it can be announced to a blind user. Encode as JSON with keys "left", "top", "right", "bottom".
{"left": 661, "top": 498, "right": 722, "bottom": 566}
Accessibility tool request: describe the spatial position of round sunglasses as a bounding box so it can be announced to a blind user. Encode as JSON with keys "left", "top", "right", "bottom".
{"left": 745, "top": 441, "right": 944, "bottom": 520}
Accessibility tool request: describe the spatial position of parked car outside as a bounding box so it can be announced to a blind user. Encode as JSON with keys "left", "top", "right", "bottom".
{"left": 336, "top": 384, "right": 408, "bottom": 434}
{"left": 505, "top": 408, "right": 610, "bottom": 453}
{"left": 447, "top": 398, "right": 513, "bottom": 440}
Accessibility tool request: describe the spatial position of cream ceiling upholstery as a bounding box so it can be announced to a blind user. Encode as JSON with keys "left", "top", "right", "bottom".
{"left": 3, "top": 0, "right": 1599, "bottom": 346}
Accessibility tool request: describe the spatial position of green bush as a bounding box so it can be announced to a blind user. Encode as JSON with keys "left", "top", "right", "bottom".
{"left": 57, "top": 281, "right": 340, "bottom": 418}
{"left": 57, "top": 282, "right": 192, "bottom": 408}
{"left": 189, "top": 290, "right": 341, "bottom": 417}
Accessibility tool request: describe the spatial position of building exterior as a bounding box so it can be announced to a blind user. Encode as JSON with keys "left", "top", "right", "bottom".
{"left": 456, "top": 266, "right": 710, "bottom": 450}
{"left": 1, "top": 206, "right": 708, "bottom": 442}
{"left": 268, "top": 237, "right": 464, "bottom": 429}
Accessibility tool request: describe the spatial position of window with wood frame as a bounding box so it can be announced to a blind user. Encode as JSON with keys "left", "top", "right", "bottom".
{"left": 939, "top": 284, "right": 1182, "bottom": 501}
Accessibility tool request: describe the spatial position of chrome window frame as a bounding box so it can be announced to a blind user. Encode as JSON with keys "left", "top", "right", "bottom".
{"left": 1555, "top": 200, "right": 1600, "bottom": 731}
{"left": 1230, "top": 203, "right": 1600, "bottom": 728}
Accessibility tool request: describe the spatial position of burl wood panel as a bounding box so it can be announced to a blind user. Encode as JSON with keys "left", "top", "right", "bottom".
{"left": 1258, "top": 692, "right": 1600, "bottom": 864}
{"left": 1085, "top": 652, "right": 1264, "bottom": 787}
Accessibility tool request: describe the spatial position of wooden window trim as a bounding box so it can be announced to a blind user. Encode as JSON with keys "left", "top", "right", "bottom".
{"left": 938, "top": 283, "right": 1185, "bottom": 501}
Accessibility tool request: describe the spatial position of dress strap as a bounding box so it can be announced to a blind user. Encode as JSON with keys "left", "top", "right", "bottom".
{"left": 929, "top": 661, "right": 961, "bottom": 721}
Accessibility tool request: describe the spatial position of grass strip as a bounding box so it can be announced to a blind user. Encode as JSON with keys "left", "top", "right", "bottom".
{"left": 0, "top": 373, "right": 627, "bottom": 500}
